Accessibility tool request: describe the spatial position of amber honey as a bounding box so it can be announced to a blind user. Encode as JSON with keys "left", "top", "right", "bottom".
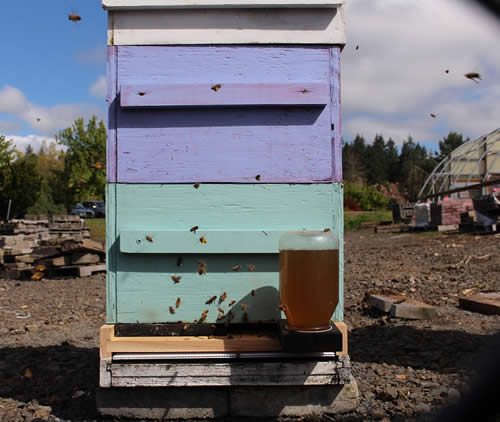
{"left": 279, "top": 249, "right": 339, "bottom": 332}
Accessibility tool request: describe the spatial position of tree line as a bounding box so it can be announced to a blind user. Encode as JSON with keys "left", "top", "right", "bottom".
{"left": 0, "top": 117, "right": 106, "bottom": 219}
{"left": 343, "top": 132, "right": 467, "bottom": 205}
{"left": 0, "top": 115, "right": 468, "bottom": 218}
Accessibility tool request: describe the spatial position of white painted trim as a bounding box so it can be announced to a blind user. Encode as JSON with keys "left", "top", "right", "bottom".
{"left": 108, "top": 8, "right": 346, "bottom": 45}
{"left": 103, "top": 0, "right": 343, "bottom": 10}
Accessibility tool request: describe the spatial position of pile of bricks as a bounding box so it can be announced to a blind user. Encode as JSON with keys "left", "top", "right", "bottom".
{"left": 0, "top": 216, "right": 105, "bottom": 280}
{"left": 430, "top": 198, "right": 474, "bottom": 226}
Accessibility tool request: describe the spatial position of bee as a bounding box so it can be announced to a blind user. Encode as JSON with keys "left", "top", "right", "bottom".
{"left": 445, "top": 69, "right": 450, "bottom": 74}
{"left": 279, "top": 304, "right": 286, "bottom": 312}
{"left": 35, "top": 264, "right": 46, "bottom": 272}
{"left": 171, "top": 275, "right": 182, "bottom": 284}
{"left": 211, "top": 84, "right": 222, "bottom": 92}
{"left": 31, "top": 272, "right": 43, "bottom": 281}
{"left": 169, "top": 306, "right": 176, "bottom": 314}
{"left": 219, "top": 292, "right": 227, "bottom": 303}
{"left": 464, "top": 72, "right": 481, "bottom": 83}
{"left": 93, "top": 162, "right": 104, "bottom": 170}
{"left": 240, "top": 303, "right": 248, "bottom": 312}
{"left": 198, "top": 260, "right": 207, "bottom": 275}
{"left": 206, "top": 295, "right": 217, "bottom": 305}
{"left": 193, "top": 183, "right": 200, "bottom": 189}
{"left": 36, "top": 118, "right": 41, "bottom": 122}
{"left": 430, "top": 113, "right": 437, "bottom": 119}
{"left": 190, "top": 226, "right": 199, "bottom": 233}
{"left": 229, "top": 300, "right": 236, "bottom": 307}
{"left": 176, "top": 257, "right": 183, "bottom": 267}
{"left": 255, "top": 174, "right": 261, "bottom": 181}
{"left": 175, "top": 298, "right": 181, "bottom": 308}
{"left": 145, "top": 235, "right": 153, "bottom": 242}
{"left": 199, "top": 309, "right": 209, "bottom": 323}
{"left": 355, "top": 45, "right": 359, "bottom": 50}
{"left": 199, "top": 236, "right": 207, "bottom": 244}
{"left": 232, "top": 264, "right": 241, "bottom": 272}
{"left": 323, "top": 228, "right": 331, "bottom": 233}
{"left": 68, "top": 13, "right": 81, "bottom": 22}
{"left": 183, "top": 323, "right": 190, "bottom": 331}
{"left": 251, "top": 290, "right": 255, "bottom": 297}
{"left": 247, "top": 264, "right": 256, "bottom": 272}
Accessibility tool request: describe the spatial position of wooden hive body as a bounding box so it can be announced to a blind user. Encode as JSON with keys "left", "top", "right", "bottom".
{"left": 105, "top": 0, "right": 345, "bottom": 325}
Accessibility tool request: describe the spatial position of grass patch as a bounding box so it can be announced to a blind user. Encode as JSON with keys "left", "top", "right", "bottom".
{"left": 84, "top": 218, "right": 106, "bottom": 243}
{"left": 345, "top": 210, "right": 392, "bottom": 230}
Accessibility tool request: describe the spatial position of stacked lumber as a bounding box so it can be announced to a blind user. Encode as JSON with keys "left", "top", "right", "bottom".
{"left": 430, "top": 198, "right": 473, "bottom": 226}
{"left": 0, "top": 217, "right": 104, "bottom": 280}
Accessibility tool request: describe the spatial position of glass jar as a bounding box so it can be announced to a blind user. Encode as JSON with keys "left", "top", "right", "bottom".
{"left": 279, "top": 230, "right": 339, "bottom": 332}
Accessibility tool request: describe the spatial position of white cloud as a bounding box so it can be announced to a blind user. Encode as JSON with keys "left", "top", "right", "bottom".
{"left": 0, "top": 86, "right": 28, "bottom": 113}
{"left": 342, "top": 0, "right": 500, "bottom": 144}
{"left": 5, "top": 135, "right": 59, "bottom": 153}
{"left": 0, "top": 84, "right": 105, "bottom": 136}
{"left": 89, "top": 75, "right": 107, "bottom": 99}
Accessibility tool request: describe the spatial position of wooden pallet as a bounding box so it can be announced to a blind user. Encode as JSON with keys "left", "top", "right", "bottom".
{"left": 100, "top": 322, "right": 348, "bottom": 359}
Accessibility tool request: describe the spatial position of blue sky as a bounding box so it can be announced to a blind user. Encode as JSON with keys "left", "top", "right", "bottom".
{"left": 0, "top": 0, "right": 499, "bottom": 153}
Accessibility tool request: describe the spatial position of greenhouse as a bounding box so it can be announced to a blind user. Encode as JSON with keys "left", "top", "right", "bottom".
{"left": 419, "top": 128, "right": 500, "bottom": 200}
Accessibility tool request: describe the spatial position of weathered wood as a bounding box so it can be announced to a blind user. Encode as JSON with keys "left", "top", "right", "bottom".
{"left": 78, "top": 263, "right": 107, "bottom": 277}
{"left": 108, "top": 8, "right": 345, "bottom": 46}
{"left": 108, "top": 361, "right": 342, "bottom": 387}
{"left": 72, "top": 252, "right": 101, "bottom": 265}
{"left": 459, "top": 293, "right": 500, "bottom": 315}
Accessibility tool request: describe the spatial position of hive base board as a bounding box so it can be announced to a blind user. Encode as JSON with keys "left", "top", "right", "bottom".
{"left": 97, "top": 373, "right": 359, "bottom": 419}
{"left": 100, "top": 322, "right": 348, "bottom": 359}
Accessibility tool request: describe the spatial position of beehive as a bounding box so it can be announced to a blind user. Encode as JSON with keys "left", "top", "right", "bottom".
{"left": 103, "top": 0, "right": 346, "bottom": 326}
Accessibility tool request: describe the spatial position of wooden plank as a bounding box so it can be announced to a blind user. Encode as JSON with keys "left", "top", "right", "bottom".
{"left": 115, "top": 46, "right": 336, "bottom": 183}
{"left": 106, "top": 184, "right": 118, "bottom": 323}
{"left": 459, "top": 293, "right": 500, "bottom": 315}
{"left": 109, "top": 8, "right": 346, "bottom": 45}
{"left": 120, "top": 83, "right": 329, "bottom": 108}
{"left": 329, "top": 48, "right": 342, "bottom": 182}
{"left": 103, "top": 0, "right": 343, "bottom": 9}
{"left": 120, "top": 230, "right": 288, "bottom": 254}
{"left": 107, "top": 46, "right": 117, "bottom": 182}
{"left": 111, "top": 183, "right": 344, "bottom": 323}
{"left": 100, "top": 324, "right": 280, "bottom": 359}
{"left": 109, "top": 361, "right": 341, "bottom": 387}
{"left": 78, "top": 264, "right": 107, "bottom": 277}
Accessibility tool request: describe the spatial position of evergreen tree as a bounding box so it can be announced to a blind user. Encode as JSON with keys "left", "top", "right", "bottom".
{"left": 365, "top": 134, "right": 388, "bottom": 184}
{"left": 438, "top": 132, "right": 468, "bottom": 161}
{"left": 385, "top": 138, "right": 400, "bottom": 183}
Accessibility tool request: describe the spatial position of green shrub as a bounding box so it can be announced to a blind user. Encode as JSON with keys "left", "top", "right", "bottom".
{"left": 344, "top": 183, "right": 390, "bottom": 211}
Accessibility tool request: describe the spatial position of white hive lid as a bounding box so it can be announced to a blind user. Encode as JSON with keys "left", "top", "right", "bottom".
{"left": 102, "top": 0, "right": 343, "bottom": 9}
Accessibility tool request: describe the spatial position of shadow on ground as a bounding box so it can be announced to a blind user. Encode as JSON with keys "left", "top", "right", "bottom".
{"left": 0, "top": 342, "right": 100, "bottom": 420}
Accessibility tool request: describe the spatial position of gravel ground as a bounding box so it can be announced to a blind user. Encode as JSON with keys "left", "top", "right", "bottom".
{"left": 0, "top": 231, "right": 498, "bottom": 421}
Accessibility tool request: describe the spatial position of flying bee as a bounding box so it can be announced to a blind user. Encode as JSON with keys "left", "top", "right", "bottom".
{"left": 232, "top": 264, "right": 241, "bottom": 272}
{"left": 169, "top": 306, "right": 176, "bottom": 315}
{"left": 176, "top": 257, "right": 183, "bottom": 267}
{"left": 323, "top": 228, "right": 331, "bottom": 233}
{"left": 68, "top": 13, "right": 82, "bottom": 22}
{"left": 219, "top": 292, "right": 227, "bottom": 303}
{"left": 464, "top": 72, "right": 481, "bottom": 83}
{"left": 31, "top": 272, "right": 43, "bottom": 281}
{"left": 175, "top": 298, "right": 181, "bottom": 308}
{"left": 171, "top": 275, "right": 182, "bottom": 284}
{"left": 35, "top": 264, "right": 46, "bottom": 272}
{"left": 198, "top": 260, "right": 207, "bottom": 275}
{"left": 255, "top": 174, "right": 261, "bottom": 181}
{"left": 229, "top": 300, "right": 236, "bottom": 307}
{"left": 145, "top": 234, "right": 153, "bottom": 242}
{"left": 355, "top": 45, "right": 359, "bottom": 50}
{"left": 206, "top": 295, "right": 217, "bottom": 305}
{"left": 193, "top": 183, "right": 200, "bottom": 189}
{"left": 217, "top": 308, "right": 225, "bottom": 320}
{"left": 199, "top": 235, "right": 207, "bottom": 244}
{"left": 211, "top": 84, "right": 222, "bottom": 92}
{"left": 247, "top": 264, "right": 256, "bottom": 272}
{"left": 93, "top": 162, "right": 104, "bottom": 170}
{"left": 430, "top": 113, "right": 437, "bottom": 119}
{"left": 199, "top": 309, "right": 209, "bottom": 323}
{"left": 190, "top": 226, "right": 199, "bottom": 233}
{"left": 445, "top": 69, "right": 450, "bottom": 74}
{"left": 251, "top": 290, "right": 255, "bottom": 297}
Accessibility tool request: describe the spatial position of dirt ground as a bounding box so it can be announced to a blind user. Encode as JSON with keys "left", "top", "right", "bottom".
{"left": 0, "top": 231, "right": 498, "bottom": 421}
